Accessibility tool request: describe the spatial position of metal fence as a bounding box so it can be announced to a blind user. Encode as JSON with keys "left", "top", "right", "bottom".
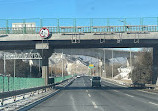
{"left": 0, "top": 75, "right": 73, "bottom": 92}
{"left": 0, "top": 17, "right": 158, "bottom": 34}
{"left": 0, "top": 76, "right": 45, "bottom": 92}
{"left": 54, "top": 75, "right": 73, "bottom": 83}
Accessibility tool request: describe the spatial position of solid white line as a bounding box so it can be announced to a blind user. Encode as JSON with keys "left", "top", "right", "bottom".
{"left": 125, "top": 94, "right": 134, "bottom": 98}
{"left": 86, "top": 90, "right": 88, "bottom": 92}
{"left": 148, "top": 102, "right": 158, "bottom": 106}
{"left": 138, "top": 90, "right": 158, "bottom": 95}
{"left": 92, "top": 101, "right": 98, "bottom": 109}
{"left": 88, "top": 94, "right": 91, "bottom": 97}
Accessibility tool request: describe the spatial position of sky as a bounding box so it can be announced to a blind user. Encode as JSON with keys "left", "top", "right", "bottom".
{"left": 0, "top": 0, "right": 155, "bottom": 51}
{"left": 0, "top": 0, "right": 158, "bottom": 19}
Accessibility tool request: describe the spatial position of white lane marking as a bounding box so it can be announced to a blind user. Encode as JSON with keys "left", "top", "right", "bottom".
{"left": 138, "top": 90, "right": 158, "bottom": 95}
{"left": 125, "top": 94, "right": 134, "bottom": 98}
{"left": 113, "top": 90, "right": 119, "bottom": 92}
{"left": 86, "top": 90, "right": 88, "bottom": 92}
{"left": 92, "top": 101, "right": 98, "bottom": 109}
{"left": 148, "top": 102, "right": 158, "bottom": 106}
{"left": 88, "top": 94, "right": 91, "bottom": 97}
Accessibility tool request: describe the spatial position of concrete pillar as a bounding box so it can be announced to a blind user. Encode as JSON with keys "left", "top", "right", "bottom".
{"left": 152, "top": 47, "right": 158, "bottom": 84}
{"left": 42, "top": 58, "right": 49, "bottom": 85}
{"left": 38, "top": 49, "right": 53, "bottom": 85}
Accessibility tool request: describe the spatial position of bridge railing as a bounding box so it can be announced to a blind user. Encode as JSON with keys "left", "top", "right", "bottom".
{"left": 0, "top": 25, "right": 158, "bottom": 34}
{"left": 0, "top": 17, "right": 158, "bottom": 34}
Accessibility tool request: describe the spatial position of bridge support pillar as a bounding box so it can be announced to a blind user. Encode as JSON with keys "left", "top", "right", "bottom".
{"left": 38, "top": 50, "right": 53, "bottom": 85}
{"left": 152, "top": 47, "right": 158, "bottom": 85}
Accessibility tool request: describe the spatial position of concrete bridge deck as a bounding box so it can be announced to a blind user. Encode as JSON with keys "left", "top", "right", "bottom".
{"left": 0, "top": 25, "right": 158, "bottom": 41}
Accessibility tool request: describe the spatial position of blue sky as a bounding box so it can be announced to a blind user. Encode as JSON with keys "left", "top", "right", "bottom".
{"left": 0, "top": 0, "right": 158, "bottom": 19}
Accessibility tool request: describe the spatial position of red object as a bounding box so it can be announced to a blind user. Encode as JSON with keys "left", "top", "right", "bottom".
{"left": 39, "top": 27, "right": 49, "bottom": 38}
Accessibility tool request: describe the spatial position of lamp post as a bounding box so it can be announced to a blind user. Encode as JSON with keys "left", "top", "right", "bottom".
{"left": 104, "top": 49, "right": 106, "bottom": 78}
{"left": 112, "top": 49, "right": 114, "bottom": 79}
{"left": 61, "top": 49, "right": 64, "bottom": 79}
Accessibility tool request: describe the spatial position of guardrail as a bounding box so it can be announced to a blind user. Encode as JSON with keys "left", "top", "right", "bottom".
{"left": 0, "top": 25, "right": 157, "bottom": 34}
{"left": 0, "top": 17, "right": 158, "bottom": 34}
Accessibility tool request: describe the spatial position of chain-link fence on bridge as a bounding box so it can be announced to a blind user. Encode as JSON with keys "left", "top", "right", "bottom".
{"left": 0, "top": 17, "right": 158, "bottom": 34}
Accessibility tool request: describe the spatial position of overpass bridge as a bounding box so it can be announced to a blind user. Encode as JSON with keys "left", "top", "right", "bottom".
{"left": 0, "top": 18, "right": 158, "bottom": 85}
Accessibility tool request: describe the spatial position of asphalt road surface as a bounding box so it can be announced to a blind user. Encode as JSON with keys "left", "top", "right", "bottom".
{"left": 29, "top": 76, "right": 158, "bottom": 111}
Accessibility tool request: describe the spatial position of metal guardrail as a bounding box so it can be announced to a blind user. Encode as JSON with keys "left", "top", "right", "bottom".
{"left": 0, "top": 25, "right": 158, "bottom": 34}
{"left": 0, "top": 25, "right": 157, "bottom": 34}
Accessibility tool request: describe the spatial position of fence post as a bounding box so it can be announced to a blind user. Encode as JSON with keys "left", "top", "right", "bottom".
{"left": 107, "top": 18, "right": 110, "bottom": 26}
{"left": 23, "top": 19, "right": 26, "bottom": 34}
{"left": 90, "top": 18, "right": 93, "bottom": 32}
{"left": 73, "top": 18, "right": 76, "bottom": 33}
{"left": 57, "top": 18, "right": 59, "bottom": 33}
{"left": 8, "top": 76, "right": 9, "bottom": 92}
{"left": 157, "top": 17, "right": 158, "bottom": 32}
{"left": 40, "top": 18, "right": 43, "bottom": 28}
{"left": 6, "top": 19, "right": 8, "bottom": 34}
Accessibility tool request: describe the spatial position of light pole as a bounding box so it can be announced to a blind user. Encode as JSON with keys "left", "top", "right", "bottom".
{"left": 3, "top": 53, "right": 6, "bottom": 93}
{"left": 104, "top": 49, "right": 106, "bottom": 78}
{"left": 112, "top": 49, "right": 114, "bottom": 79}
{"left": 39, "top": 59, "right": 41, "bottom": 76}
{"left": 29, "top": 60, "right": 33, "bottom": 77}
{"left": 14, "top": 59, "right": 16, "bottom": 78}
{"left": 61, "top": 49, "right": 64, "bottom": 79}
{"left": 13, "top": 58, "right": 16, "bottom": 91}
{"left": 130, "top": 48, "right": 132, "bottom": 79}
{"left": 30, "top": 64, "right": 32, "bottom": 77}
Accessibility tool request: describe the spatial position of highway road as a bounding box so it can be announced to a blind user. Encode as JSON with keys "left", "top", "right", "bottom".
{"left": 29, "top": 76, "right": 158, "bottom": 111}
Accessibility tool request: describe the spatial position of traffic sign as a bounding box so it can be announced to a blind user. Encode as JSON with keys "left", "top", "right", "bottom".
{"left": 89, "top": 64, "right": 94, "bottom": 69}
{"left": 39, "top": 28, "right": 49, "bottom": 38}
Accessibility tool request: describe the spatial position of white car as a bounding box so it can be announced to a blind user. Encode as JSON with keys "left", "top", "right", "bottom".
{"left": 77, "top": 75, "right": 80, "bottom": 78}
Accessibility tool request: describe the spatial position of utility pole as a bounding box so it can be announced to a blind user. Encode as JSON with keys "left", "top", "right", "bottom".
{"left": 130, "top": 48, "right": 132, "bottom": 79}
{"left": 14, "top": 59, "right": 16, "bottom": 78}
{"left": 3, "top": 53, "right": 6, "bottom": 92}
{"left": 112, "top": 49, "right": 114, "bottom": 79}
{"left": 62, "top": 49, "right": 64, "bottom": 79}
{"left": 97, "top": 57, "right": 99, "bottom": 76}
{"left": 104, "top": 49, "right": 106, "bottom": 78}
{"left": 39, "top": 59, "right": 41, "bottom": 76}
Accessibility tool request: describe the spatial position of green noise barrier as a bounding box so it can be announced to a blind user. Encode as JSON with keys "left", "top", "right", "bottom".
{"left": 0, "top": 75, "right": 73, "bottom": 92}
{"left": 0, "top": 76, "right": 45, "bottom": 92}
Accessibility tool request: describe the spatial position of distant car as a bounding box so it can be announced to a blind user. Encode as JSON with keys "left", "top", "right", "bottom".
{"left": 77, "top": 75, "right": 80, "bottom": 78}
{"left": 91, "top": 76, "right": 101, "bottom": 87}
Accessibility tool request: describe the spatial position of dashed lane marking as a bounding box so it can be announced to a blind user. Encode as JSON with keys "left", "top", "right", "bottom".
{"left": 92, "top": 101, "right": 98, "bottom": 109}
{"left": 148, "top": 102, "right": 158, "bottom": 106}
{"left": 125, "top": 94, "right": 134, "bottom": 98}
{"left": 88, "top": 94, "right": 91, "bottom": 97}
{"left": 113, "top": 90, "right": 119, "bottom": 92}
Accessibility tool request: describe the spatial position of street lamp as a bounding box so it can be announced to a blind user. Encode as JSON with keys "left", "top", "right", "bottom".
{"left": 61, "top": 49, "right": 64, "bottom": 79}
{"left": 112, "top": 49, "right": 114, "bottom": 79}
